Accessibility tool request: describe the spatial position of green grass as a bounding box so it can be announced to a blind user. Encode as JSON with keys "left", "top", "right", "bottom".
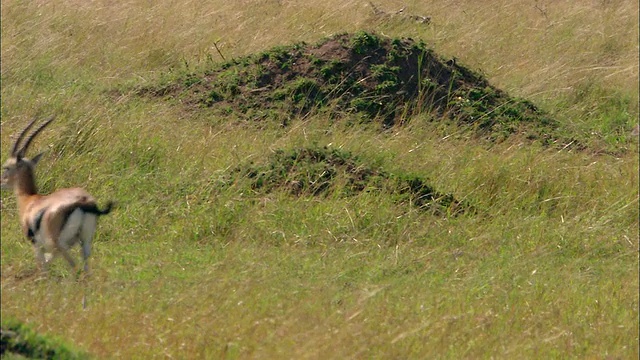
{"left": 1, "top": 0, "right": 638, "bottom": 359}
{"left": 1, "top": 317, "right": 90, "bottom": 359}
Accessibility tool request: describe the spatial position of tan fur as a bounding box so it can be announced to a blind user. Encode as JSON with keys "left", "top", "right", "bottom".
{"left": 20, "top": 188, "right": 96, "bottom": 237}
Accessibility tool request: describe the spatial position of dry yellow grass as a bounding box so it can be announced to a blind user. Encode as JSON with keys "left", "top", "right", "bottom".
{"left": 1, "top": 0, "right": 638, "bottom": 358}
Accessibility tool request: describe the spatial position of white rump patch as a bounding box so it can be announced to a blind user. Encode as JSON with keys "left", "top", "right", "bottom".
{"left": 59, "top": 209, "right": 96, "bottom": 249}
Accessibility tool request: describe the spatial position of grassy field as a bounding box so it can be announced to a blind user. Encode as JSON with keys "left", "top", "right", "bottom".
{"left": 1, "top": 0, "right": 638, "bottom": 359}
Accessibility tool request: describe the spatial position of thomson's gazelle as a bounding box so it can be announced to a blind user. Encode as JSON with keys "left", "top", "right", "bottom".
{"left": 1, "top": 116, "right": 114, "bottom": 274}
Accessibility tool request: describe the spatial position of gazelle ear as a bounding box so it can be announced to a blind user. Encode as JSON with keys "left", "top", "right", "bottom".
{"left": 30, "top": 152, "right": 45, "bottom": 165}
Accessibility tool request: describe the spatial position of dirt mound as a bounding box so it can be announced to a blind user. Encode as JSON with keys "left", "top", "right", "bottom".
{"left": 224, "top": 146, "right": 469, "bottom": 216}
{"left": 138, "top": 31, "right": 558, "bottom": 142}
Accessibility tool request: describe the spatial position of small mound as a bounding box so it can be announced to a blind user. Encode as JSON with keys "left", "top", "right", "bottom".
{"left": 137, "top": 31, "right": 559, "bottom": 143}
{"left": 1, "top": 318, "right": 89, "bottom": 360}
{"left": 224, "top": 146, "right": 469, "bottom": 216}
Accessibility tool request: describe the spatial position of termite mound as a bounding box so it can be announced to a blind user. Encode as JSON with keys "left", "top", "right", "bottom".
{"left": 136, "top": 31, "right": 560, "bottom": 144}
{"left": 222, "top": 146, "right": 471, "bottom": 216}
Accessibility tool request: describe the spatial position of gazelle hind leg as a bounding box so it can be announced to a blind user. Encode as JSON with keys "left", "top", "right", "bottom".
{"left": 58, "top": 246, "right": 77, "bottom": 271}
{"left": 80, "top": 214, "right": 97, "bottom": 273}
{"left": 81, "top": 238, "right": 91, "bottom": 273}
{"left": 57, "top": 209, "right": 88, "bottom": 273}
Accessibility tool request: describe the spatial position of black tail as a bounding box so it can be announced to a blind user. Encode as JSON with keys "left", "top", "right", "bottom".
{"left": 81, "top": 201, "right": 115, "bottom": 216}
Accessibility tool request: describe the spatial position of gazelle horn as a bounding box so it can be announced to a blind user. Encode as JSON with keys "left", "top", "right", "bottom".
{"left": 10, "top": 117, "right": 39, "bottom": 156}
{"left": 16, "top": 116, "right": 56, "bottom": 157}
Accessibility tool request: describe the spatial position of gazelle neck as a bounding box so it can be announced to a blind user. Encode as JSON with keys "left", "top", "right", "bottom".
{"left": 14, "top": 170, "right": 39, "bottom": 211}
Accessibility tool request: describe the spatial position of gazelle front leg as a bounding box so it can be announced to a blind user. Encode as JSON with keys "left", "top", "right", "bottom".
{"left": 33, "top": 245, "right": 47, "bottom": 272}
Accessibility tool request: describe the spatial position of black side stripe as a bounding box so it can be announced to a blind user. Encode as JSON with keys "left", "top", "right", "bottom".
{"left": 28, "top": 208, "right": 47, "bottom": 243}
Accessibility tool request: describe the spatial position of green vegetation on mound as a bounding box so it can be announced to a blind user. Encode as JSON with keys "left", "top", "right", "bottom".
{"left": 1, "top": 318, "right": 89, "bottom": 360}
{"left": 224, "top": 146, "right": 469, "bottom": 216}
{"left": 135, "top": 31, "right": 560, "bottom": 144}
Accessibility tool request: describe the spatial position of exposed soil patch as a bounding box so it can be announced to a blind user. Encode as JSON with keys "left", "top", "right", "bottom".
{"left": 224, "top": 146, "right": 469, "bottom": 216}
{"left": 136, "top": 31, "right": 559, "bottom": 143}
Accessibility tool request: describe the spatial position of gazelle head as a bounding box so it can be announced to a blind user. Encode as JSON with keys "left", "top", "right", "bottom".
{"left": 1, "top": 116, "right": 55, "bottom": 191}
